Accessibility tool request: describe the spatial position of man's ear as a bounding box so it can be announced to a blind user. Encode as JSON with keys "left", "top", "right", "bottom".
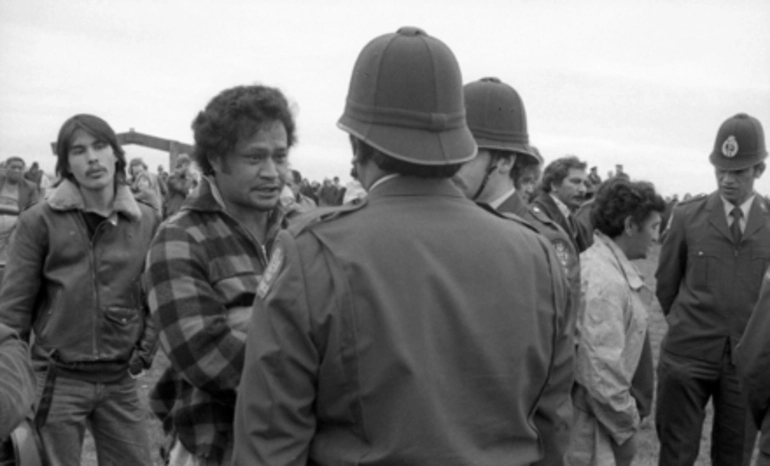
{"left": 497, "top": 154, "right": 516, "bottom": 176}
{"left": 624, "top": 216, "right": 637, "bottom": 236}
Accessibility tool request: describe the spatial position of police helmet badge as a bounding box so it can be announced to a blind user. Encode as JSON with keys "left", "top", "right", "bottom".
{"left": 722, "top": 135, "right": 739, "bottom": 158}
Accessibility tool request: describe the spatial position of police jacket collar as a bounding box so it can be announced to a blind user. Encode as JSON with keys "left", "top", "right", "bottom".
{"left": 366, "top": 176, "right": 465, "bottom": 202}
{"left": 47, "top": 179, "right": 142, "bottom": 222}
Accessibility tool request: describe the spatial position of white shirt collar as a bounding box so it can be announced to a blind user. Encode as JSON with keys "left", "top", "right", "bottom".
{"left": 489, "top": 187, "right": 517, "bottom": 210}
{"left": 721, "top": 194, "right": 754, "bottom": 225}
{"left": 368, "top": 174, "right": 400, "bottom": 193}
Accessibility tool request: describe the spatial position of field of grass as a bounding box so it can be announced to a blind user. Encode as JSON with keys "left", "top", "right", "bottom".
{"left": 77, "top": 243, "right": 754, "bottom": 465}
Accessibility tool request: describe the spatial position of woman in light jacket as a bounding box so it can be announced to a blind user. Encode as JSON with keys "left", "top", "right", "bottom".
{"left": 566, "top": 178, "right": 665, "bottom": 466}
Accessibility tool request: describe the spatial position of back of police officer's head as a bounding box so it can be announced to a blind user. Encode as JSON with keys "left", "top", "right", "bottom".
{"left": 338, "top": 27, "right": 476, "bottom": 185}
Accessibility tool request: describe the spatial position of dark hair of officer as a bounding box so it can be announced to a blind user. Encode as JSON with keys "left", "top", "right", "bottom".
{"left": 541, "top": 155, "right": 587, "bottom": 193}
{"left": 591, "top": 178, "right": 665, "bottom": 238}
{"left": 55, "top": 114, "right": 127, "bottom": 185}
{"left": 350, "top": 136, "right": 463, "bottom": 179}
{"left": 191, "top": 85, "right": 297, "bottom": 177}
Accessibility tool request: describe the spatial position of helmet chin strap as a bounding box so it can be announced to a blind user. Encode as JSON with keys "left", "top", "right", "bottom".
{"left": 472, "top": 156, "right": 499, "bottom": 201}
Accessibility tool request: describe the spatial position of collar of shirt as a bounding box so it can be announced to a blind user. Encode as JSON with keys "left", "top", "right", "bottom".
{"left": 550, "top": 193, "right": 572, "bottom": 219}
{"left": 721, "top": 194, "right": 755, "bottom": 229}
{"left": 368, "top": 174, "right": 401, "bottom": 193}
{"left": 489, "top": 187, "right": 517, "bottom": 210}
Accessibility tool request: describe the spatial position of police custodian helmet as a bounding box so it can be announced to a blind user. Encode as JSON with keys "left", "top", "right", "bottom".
{"left": 710, "top": 113, "right": 767, "bottom": 171}
{"left": 463, "top": 77, "right": 540, "bottom": 166}
{"left": 337, "top": 27, "right": 476, "bottom": 166}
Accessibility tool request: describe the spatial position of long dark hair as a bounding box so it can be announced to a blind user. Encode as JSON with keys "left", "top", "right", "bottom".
{"left": 55, "top": 114, "right": 127, "bottom": 185}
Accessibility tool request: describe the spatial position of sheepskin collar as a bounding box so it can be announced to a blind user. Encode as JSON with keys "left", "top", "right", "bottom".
{"left": 47, "top": 179, "right": 142, "bottom": 222}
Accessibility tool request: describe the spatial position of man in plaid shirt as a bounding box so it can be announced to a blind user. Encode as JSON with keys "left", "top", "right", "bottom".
{"left": 144, "top": 85, "right": 295, "bottom": 465}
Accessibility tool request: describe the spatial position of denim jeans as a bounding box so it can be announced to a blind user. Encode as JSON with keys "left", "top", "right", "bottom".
{"left": 35, "top": 371, "right": 152, "bottom": 466}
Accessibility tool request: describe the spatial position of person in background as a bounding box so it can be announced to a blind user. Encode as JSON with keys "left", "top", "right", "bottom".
{"left": 566, "top": 178, "right": 664, "bottom": 466}
{"left": 0, "top": 156, "right": 40, "bottom": 283}
{"left": 163, "top": 153, "right": 196, "bottom": 219}
{"left": 512, "top": 146, "right": 543, "bottom": 204}
{"left": 533, "top": 155, "right": 593, "bottom": 252}
{"left": 282, "top": 169, "right": 316, "bottom": 216}
{"left": 233, "top": 26, "right": 572, "bottom": 465}
{"left": 145, "top": 85, "right": 294, "bottom": 465}
{"left": 656, "top": 113, "right": 770, "bottom": 466}
{"left": 0, "top": 114, "right": 160, "bottom": 465}
{"left": 129, "top": 157, "right": 163, "bottom": 216}
{"left": 23, "top": 162, "right": 44, "bottom": 189}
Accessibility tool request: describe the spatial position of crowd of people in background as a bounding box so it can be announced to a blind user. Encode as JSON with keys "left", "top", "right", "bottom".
{"left": 0, "top": 25, "right": 769, "bottom": 466}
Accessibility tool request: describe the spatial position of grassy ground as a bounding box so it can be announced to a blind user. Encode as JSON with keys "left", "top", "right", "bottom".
{"left": 78, "top": 243, "right": 754, "bottom": 465}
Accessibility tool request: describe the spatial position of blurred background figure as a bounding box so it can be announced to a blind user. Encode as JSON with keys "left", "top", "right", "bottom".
{"left": 129, "top": 157, "right": 163, "bottom": 215}
{"left": 0, "top": 156, "right": 40, "bottom": 283}
{"left": 23, "top": 161, "right": 43, "bottom": 190}
{"left": 532, "top": 155, "right": 593, "bottom": 252}
{"left": 281, "top": 169, "right": 317, "bottom": 216}
{"left": 567, "top": 178, "right": 665, "bottom": 466}
{"left": 163, "top": 153, "right": 196, "bottom": 219}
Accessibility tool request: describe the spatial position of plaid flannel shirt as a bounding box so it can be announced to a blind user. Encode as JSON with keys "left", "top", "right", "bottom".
{"left": 144, "top": 176, "right": 286, "bottom": 462}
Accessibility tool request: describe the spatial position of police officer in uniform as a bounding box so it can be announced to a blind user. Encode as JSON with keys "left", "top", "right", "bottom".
{"left": 453, "top": 77, "right": 579, "bottom": 328}
{"left": 656, "top": 113, "right": 770, "bottom": 466}
{"left": 233, "top": 27, "right": 573, "bottom": 465}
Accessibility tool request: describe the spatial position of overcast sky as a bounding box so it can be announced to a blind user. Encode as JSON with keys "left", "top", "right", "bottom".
{"left": 1, "top": 0, "right": 769, "bottom": 197}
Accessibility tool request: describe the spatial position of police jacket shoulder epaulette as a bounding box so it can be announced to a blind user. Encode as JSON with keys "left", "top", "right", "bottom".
{"left": 677, "top": 193, "right": 708, "bottom": 207}
{"left": 476, "top": 203, "right": 540, "bottom": 235}
{"left": 528, "top": 205, "right": 559, "bottom": 230}
{"left": 287, "top": 197, "right": 368, "bottom": 237}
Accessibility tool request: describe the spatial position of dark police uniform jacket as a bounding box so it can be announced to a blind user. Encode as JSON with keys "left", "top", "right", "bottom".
{"left": 656, "top": 192, "right": 770, "bottom": 363}
{"left": 497, "top": 191, "right": 579, "bottom": 332}
{"left": 532, "top": 192, "right": 593, "bottom": 253}
{"left": 233, "top": 176, "right": 573, "bottom": 466}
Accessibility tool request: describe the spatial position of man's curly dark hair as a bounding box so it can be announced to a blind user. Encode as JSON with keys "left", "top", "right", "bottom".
{"left": 191, "top": 85, "right": 297, "bottom": 176}
{"left": 590, "top": 178, "right": 665, "bottom": 238}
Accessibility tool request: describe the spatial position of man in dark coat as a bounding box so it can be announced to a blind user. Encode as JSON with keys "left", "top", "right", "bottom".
{"left": 656, "top": 113, "right": 770, "bottom": 466}
{"left": 532, "top": 156, "right": 593, "bottom": 253}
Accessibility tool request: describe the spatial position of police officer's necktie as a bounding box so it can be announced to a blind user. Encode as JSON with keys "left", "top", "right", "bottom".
{"left": 730, "top": 207, "right": 743, "bottom": 244}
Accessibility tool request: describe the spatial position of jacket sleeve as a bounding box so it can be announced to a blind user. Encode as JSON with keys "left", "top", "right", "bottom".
{"left": 0, "top": 323, "right": 36, "bottom": 439}
{"left": 0, "top": 210, "right": 47, "bottom": 340}
{"left": 655, "top": 208, "right": 687, "bottom": 316}
{"left": 533, "top": 239, "right": 575, "bottom": 466}
{"left": 143, "top": 223, "right": 245, "bottom": 395}
{"left": 577, "top": 273, "right": 639, "bottom": 445}
{"left": 130, "top": 211, "right": 162, "bottom": 375}
{"left": 736, "top": 271, "right": 770, "bottom": 429}
{"left": 233, "top": 231, "right": 319, "bottom": 466}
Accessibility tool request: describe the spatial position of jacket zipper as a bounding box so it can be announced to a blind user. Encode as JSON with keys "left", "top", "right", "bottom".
{"left": 78, "top": 213, "right": 107, "bottom": 359}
